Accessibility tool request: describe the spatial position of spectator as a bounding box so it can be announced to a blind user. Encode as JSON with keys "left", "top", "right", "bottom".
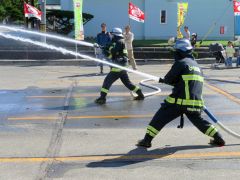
{"left": 96, "top": 23, "right": 112, "bottom": 74}
{"left": 124, "top": 25, "right": 137, "bottom": 70}
{"left": 236, "top": 45, "right": 240, "bottom": 67}
{"left": 191, "top": 33, "right": 197, "bottom": 47}
{"left": 225, "top": 41, "right": 235, "bottom": 67}
{"left": 184, "top": 26, "right": 190, "bottom": 40}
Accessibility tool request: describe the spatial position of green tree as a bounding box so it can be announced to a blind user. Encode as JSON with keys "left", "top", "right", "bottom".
{"left": 0, "top": 0, "right": 38, "bottom": 23}
{"left": 0, "top": 0, "right": 23, "bottom": 23}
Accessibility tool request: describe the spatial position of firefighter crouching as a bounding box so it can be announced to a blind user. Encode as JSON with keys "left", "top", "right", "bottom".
{"left": 95, "top": 27, "right": 144, "bottom": 105}
{"left": 137, "top": 38, "right": 225, "bottom": 148}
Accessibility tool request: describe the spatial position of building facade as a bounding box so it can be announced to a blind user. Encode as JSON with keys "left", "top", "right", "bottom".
{"left": 43, "top": 0, "right": 61, "bottom": 9}
{"left": 60, "top": 0, "right": 235, "bottom": 40}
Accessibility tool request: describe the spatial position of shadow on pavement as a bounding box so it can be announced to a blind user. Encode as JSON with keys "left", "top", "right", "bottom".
{"left": 47, "top": 143, "right": 240, "bottom": 178}
{"left": 86, "top": 145, "right": 214, "bottom": 168}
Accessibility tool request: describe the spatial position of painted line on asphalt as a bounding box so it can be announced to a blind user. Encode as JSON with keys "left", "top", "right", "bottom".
{"left": 0, "top": 151, "right": 240, "bottom": 163}
{"left": 8, "top": 111, "right": 240, "bottom": 121}
{"left": 205, "top": 83, "right": 240, "bottom": 105}
{"left": 27, "top": 91, "right": 219, "bottom": 98}
{"left": 8, "top": 115, "right": 152, "bottom": 121}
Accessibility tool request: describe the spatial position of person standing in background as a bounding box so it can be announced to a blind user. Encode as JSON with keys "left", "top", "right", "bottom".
{"left": 124, "top": 25, "right": 137, "bottom": 70}
{"left": 184, "top": 26, "right": 190, "bottom": 40}
{"left": 96, "top": 23, "right": 112, "bottom": 74}
{"left": 236, "top": 45, "right": 240, "bottom": 67}
{"left": 225, "top": 41, "right": 235, "bottom": 67}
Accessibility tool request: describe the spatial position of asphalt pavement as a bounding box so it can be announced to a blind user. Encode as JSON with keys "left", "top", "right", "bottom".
{"left": 0, "top": 64, "right": 239, "bottom": 180}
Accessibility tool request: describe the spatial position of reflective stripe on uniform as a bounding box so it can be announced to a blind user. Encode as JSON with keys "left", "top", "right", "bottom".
{"left": 133, "top": 86, "right": 140, "bottom": 92}
{"left": 165, "top": 96, "right": 204, "bottom": 107}
{"left": 210, "top": 128, "right": 218, "bottom": 137}
{"left": 109, "top": 46, "right": 114, "bottom": 51}
{"left": 182, "top": 74, "right": 203, "bottom": 100}
{"left": 205, "top": 125, "right": 218, "bottom": 137}
{"left": 182, "top": 75, "right": 204, "bottom": 82}
{"left": 146, "top": 125, "right": 159, "bottom": 138}
{"left": 111, "top": 68, "right": 122, "bottom": 72}
{"left": 146, "top": 130, "right": 156, "bottom": 137}
{"left": 101, "top": 88, "right": 109, "bottom": 94}
{"left": 180, "top": 99, "right": 204, "bottom": 106}
{"left": 184, "top": 80, "right": 190, "bottom": 99}
{"left": 166, "top": 96, "right": 175, "bottom": 103}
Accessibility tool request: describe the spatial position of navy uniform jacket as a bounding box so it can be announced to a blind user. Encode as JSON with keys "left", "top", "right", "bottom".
{"left": 164, "top": 57, "right": 204, "bottom": 110}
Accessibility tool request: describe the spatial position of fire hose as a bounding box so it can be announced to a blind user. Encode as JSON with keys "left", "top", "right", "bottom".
{"left": 134, "top": 79, "right": 240, "bottom": 139}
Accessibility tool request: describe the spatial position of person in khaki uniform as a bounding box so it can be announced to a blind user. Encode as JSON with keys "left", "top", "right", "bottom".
{"left": 124, "top": 25, "right": 137, "bottom": 70}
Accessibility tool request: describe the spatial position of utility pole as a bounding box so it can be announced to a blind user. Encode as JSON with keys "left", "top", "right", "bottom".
{"left": 40, "top": 0, "right": 46, "bottom": 32}
{"left": 30, "top": 0, "right": 35, "bottom": 28}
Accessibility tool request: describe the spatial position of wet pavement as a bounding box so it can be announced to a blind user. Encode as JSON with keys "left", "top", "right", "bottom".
{"left": 0, "top": 64, "right": 239, "bottom": 180}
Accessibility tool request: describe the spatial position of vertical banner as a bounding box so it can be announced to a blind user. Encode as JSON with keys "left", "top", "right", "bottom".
{"left": 233, "top": 0, "right": 240, "bottom": 36}
{"left": 233, "top": 0, "right": 240, "bottom": 15}
{"left": 73, "top": 0, "right": 84, "bottom": 40}
{"left": 177, "top": 2, "right": 188, "bottom": 39}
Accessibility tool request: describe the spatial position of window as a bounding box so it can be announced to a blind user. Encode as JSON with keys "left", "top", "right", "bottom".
{"left": 160, "top": 10, "right": 167, "bottom": 24}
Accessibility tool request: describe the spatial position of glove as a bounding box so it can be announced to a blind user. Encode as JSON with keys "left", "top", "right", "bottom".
{"left": 159, "top": 78, "right": 164, "bottom": 83}
{"left": 93, "top": 43, "right": 99, "bottom": 48}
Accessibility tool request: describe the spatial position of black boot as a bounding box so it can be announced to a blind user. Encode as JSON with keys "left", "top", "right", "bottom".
{"left": 209, "top": 135, "right": 225, "bottom": 146}
{"left": 134, "top": 89, "right": 144, "bottom": 100}
{"left": 95, "top": 97, "right": 106, "bottom": 105}
{"left": 136, "top": 134, "right": 153, "bottom": 148}
{"left": 136, "top": 139, "right": 152, "bottom": 148}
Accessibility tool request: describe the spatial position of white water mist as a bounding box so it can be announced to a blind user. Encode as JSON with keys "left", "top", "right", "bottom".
{"left": 0, "top": 25, "right": 93, "bottom": 47}
{"left": 0, "top": 32, "right": 159, "bottom": 81}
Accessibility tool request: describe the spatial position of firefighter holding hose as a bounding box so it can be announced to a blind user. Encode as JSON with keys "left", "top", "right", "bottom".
{"left": 94, "top": 27, "right": 144, "bottom": 105}
{"left": 137, "top": 39, "right": 225, "bottom": 148}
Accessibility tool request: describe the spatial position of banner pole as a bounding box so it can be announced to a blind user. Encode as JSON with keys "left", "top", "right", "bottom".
{"left": 128, "top": 1, "right": 131, "bottom": 25}
{"left": 143, "top": 0, "right": 145, "bottom": 40}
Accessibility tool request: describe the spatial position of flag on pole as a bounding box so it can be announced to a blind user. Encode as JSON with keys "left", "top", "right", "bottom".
{"left": 233, "top": 0, "right": 240, "bottom": 36}
{"left": 233, "top": 0, "right": 240, "bottom": 16}
{"left": 73, "top": 0, "right": 84, "bottom": 40}
{"left": 177, "top": 2, "right": 188, "bottom": 39}
{"left": 24, "top": 2, "right": 42, "bottom": 20}
{"left": 129, "top": 2, "right": 145, "bottom": 23}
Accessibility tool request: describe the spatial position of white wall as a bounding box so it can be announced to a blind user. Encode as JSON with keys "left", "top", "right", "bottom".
{"left": 61, "top": 0, "right": 235, "bottom": 40}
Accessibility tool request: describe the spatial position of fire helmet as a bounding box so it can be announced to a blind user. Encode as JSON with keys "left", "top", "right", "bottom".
{"left": 174, "top": 38, "right": 193, "bottom": 52}
{"left": 111, "top": 27, "right": 123, "bottom": 37}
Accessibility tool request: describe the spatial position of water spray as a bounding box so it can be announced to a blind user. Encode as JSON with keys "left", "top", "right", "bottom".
{"left": 0, "top": 25, "right": 93, "bottom": 47}
{"left": 0, "top": 32, "right": 159, "bottom": 81}
{"left": 0, "top": 31, "right": 239, "bottom": 140}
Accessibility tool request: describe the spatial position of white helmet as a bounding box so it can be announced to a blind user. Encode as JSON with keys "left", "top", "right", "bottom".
{"left": 111, "top": 27, "right": 123, "bottom": 37}
{"left": 174, "top": 38, "right": 193, "bottom": 52}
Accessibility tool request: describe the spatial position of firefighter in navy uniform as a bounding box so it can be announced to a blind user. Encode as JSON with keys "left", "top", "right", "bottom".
{"left": 95, "top": 27, "right": 144, "bottom": 105}
{"left": 137, "top": 39, "right": 225, "bottom": 148}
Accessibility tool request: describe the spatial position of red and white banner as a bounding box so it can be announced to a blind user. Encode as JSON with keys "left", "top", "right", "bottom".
{"left": 233, "top": 0, "right": 240, "bottom": 16}
{"left": 24, "top": 2, "right": 42, "bottom": 20}
{"left": 128, "top": 2, "right": 145, "bottom": 23}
